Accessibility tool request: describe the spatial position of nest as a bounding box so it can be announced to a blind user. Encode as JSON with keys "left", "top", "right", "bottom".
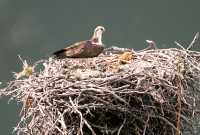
{"left": 1, "top": 41, "right": 200, "bottom": 135}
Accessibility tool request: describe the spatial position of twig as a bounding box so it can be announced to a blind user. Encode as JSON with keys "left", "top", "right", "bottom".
{"left": 117, "top": 118, "right": 126, "bottom": 135}
{"left": 143, "top": 114, "right": 150, "bottom": 135}
{"left": 187, "top": 32, "right": 199, "bottom": 50}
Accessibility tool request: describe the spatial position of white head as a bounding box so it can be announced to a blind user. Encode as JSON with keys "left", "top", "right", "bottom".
{"left": 91, "top": 26, "right": 105, "bottom": 45}
{"left": 146, "top": 40, "right": 157, "bottom": 49}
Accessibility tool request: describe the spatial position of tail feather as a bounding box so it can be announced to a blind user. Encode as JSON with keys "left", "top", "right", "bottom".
{"left": 52, "top": 49, "right": 66, "bottom": 59}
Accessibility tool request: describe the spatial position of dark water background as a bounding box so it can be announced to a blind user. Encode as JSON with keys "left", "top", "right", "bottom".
{"left": 0, "top": 0, "right": 200, "bottom": 134}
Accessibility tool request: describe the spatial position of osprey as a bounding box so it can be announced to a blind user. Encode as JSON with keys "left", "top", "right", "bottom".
{"left": 53, "top": 26, "right": 105, "bottom": 58}
{"left": 145, "top": 40, "right": 157, "bottom": 50}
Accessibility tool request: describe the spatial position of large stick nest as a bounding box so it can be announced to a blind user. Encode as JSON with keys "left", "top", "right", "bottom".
{"left": 1, "top": 42, "right": 200, "bottom": 135}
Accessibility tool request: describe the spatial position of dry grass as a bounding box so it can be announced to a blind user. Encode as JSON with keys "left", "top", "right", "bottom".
{"left": 1, "top": 35, "right": 200, "bottom": 135}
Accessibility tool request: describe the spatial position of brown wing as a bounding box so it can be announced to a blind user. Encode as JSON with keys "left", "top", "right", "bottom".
{"left": 83, "top": 43, "right": 104, "bottom": 57}
{"left": 53, "top": 41, "right": 87, "bottom": 58}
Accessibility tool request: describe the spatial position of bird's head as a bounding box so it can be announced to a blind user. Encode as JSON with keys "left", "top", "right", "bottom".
{"left": 91, "top": 26, "right": 105, "bottom": 45}
{"left": 146, "top": 40, "right": 157, "bottom": 49}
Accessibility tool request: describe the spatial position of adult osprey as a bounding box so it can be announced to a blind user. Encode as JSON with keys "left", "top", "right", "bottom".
{"left": 53, "top": 26, "right": 105, "bottom": 58}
